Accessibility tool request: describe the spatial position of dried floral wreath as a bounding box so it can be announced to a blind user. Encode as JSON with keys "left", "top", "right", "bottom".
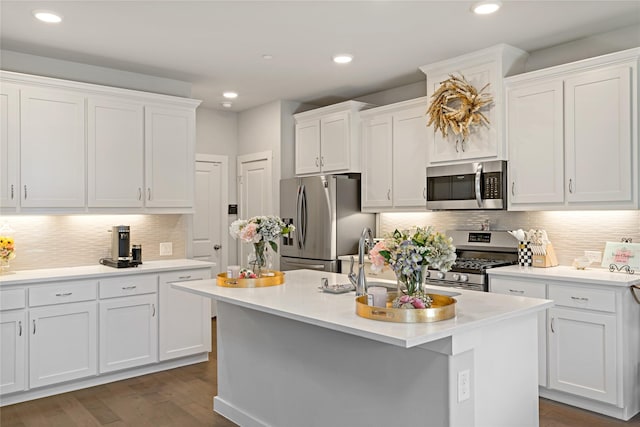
{"left": 426, "top": 73, "right": 493, "bottom": 141}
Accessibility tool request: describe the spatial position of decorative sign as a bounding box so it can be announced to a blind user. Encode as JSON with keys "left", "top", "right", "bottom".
{"left": 601, "top": 242, "right": 640, "bottom": 271}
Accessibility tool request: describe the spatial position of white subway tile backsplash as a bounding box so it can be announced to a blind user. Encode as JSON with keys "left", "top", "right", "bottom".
{"left": 379, "top": 210, "right": 640, "bottom": 266}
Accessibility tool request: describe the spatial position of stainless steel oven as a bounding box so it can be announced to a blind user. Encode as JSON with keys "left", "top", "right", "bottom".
{"left": 426, "top": 160, "right": 507, "bottom": 210}
{"left": 424, "top": 230, "right": 518, "bottom": 292}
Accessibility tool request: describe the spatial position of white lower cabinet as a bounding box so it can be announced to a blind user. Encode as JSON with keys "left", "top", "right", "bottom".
{"left": 489, "top": 276, "right": 547, "bottom": 387}
{"left": 0, "top": 310, "right": 26, "bottom": 394}
{"left": 28, "top": 301, "right": 98, "bottom": 388}
{"left": 159, "top": 269, "right": 211, "bottom": 361}
{"left": 99, "top": 293, "right": 158, "bottom": 373}
{"left": 548, "top": 306, "right": 617, "bottom": 404}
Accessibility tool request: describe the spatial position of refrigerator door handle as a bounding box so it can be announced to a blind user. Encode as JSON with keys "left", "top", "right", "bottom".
{"left": 296, "top": 185, "right": 304, "bottom": 250}
{"left": 300, "top": 185, "right": 308, "bottom": 250}
{"left": 283, "top": 261, "right": 327, "bottom": 270}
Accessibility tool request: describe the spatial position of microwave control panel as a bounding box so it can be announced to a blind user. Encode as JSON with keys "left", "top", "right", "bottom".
{"left": 483, "top": 172, "right": 502, "bottom": 199}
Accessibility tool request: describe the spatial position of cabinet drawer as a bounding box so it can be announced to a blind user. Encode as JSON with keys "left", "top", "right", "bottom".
{"left": 0, "top": 288, "right": 26, "bottom": 310}
{"left": 29, "top": 280, "right": 97, "bottom": 307}
{"left": 490, "top": 277, "right": 546, "bottom": 298}
{"left": 548, "top": 284, "right": 616, "bottom": 313}
{"left": 99, "top": 274, "right": 157, "bottom": 299}
{"left": 161, "top": 269, "right": 210, "bottom": 284}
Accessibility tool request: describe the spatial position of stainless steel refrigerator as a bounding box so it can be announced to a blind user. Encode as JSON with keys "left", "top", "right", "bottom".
{"left": 280, "top": 174, "right": 375, "bottom": 272}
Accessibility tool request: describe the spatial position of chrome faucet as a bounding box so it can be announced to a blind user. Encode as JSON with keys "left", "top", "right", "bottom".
{"left": 348, "top": 227, "right": 374, "bottom": 296}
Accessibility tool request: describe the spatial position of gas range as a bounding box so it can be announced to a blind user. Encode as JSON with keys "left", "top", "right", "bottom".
{"left": 425, "top": 230, "right": 518, "bottom": 292}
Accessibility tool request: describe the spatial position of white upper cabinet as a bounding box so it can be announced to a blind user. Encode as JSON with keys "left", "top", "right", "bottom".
{"left": 420, "top": 44, "right": 528, "bottom": 165}
{"left": 20, "top": 87, "right": 86, "bottom": 208}
{"left": 0, "top": 70, "right": 200, "bottom": 213}
{"left": 0, "top": 83, "right": 19, "bottom": 209}
{"left": 294, "top": 101, "right": 373, "bottom": 176}
{"left": 88, "top": 97, "right": 144, "bottom": 208}
{"left": 361, "top": 97, "right": 429, "bottom": 212}
{"left": 506, "top": 48, "right": 639, "bottom": 210}
{"left": 145, "top": 106, "right": 195, "bottom": 208}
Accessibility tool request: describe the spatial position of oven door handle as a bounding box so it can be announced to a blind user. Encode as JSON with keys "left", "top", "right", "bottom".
{"left": 475, "top": 163, "right": 483, "bottom": 208}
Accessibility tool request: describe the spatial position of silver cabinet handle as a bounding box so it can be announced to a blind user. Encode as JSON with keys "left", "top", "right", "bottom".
{"left": 147, "top": 188, "right": 151, "bottom": 200}
{"left": 55, "top": 292, "right": 73, "bottom": 297}
{"left": 33, "top": 319, "right": 36, "bottom": 335}
{"left": 461, "top": 139, "right": 465, "bottom": 152}
{"left": 121, "top": 285, "right": 137, "bottom": 290}
{"left": 568, "top": 179, "right": 573, "bottom": 194}
{"left": 570, "top": 296, "right": 589, "bottom": 302}
{"left": 550, "top": 317, "right": 555, "bottom": 333}
{"left": 18, "top": 320, "right": 22, "bottom": 336}
{"left": 315, "top": 157, "right": 319, "bottom": 167}
{"left": 213, "top": 244, "right": 221, "bottom": 250}
{"left": 24, "top": 185, "right": 27, "bottom": 200}
{"left": 138, "top": 188, "right": 142, "bottom": 201}
{"left": 511, "top": 181, "right": 515, "bottom": 196}
{"left": 152, "top": 304, "right": 156, "bottom": 317}
{"left": 387, "top": 189, "right": 391, "bottom": 200}
{"left": 455, "top": 140, "right": 459, "bottom": 153}
{"left": 320, "top": 156, "right": 324, "bottom": 166}
{"left": 509, "top": 289, "right": 525, "bottom": 294}
{"left": 10, "top": 184, "right": 14, "bottom": 200}
{"left": 178, "top": 275, "right": 192, "bottom": 280}
{"left": 422, "top": 187, "right": 426, "bottom": 200}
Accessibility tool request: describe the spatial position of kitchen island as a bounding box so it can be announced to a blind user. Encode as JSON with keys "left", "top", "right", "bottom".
{"left": 174, "top": 269, "right": 552, "bottom": 427}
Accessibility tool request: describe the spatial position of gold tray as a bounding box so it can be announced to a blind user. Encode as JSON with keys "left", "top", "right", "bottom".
{"left": 216, "top": 270, "right": 285, "bottom": 288}
{"left": 356, "top": 292, "right": 456, "bottom": 323}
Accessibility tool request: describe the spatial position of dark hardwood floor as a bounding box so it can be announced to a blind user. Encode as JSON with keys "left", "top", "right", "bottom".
{"left": 1, "top": 319, "right": 639, "bottom": 426}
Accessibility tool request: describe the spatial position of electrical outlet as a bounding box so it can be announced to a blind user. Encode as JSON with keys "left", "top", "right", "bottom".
{"left": 458, "top": 369, "right": 470, "bottom": 402}
{"left": 159, "top": 242, "right": 173, "bottom": 256}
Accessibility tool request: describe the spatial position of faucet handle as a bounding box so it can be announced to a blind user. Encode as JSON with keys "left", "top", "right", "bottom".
{"left": 350, "top": 255, "right": 355, "bottom": 275}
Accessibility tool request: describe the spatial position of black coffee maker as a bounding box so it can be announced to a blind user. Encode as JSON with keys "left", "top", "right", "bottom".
{"left": 100, "top": 225, "right": 141, "bottom": 268}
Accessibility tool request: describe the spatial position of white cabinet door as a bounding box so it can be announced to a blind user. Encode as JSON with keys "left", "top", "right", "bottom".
{"left": 392, "top": 105, "right": 429, "bottom": 208}
{"left": 159, "top": 270, "right": 211, "bottom": 361}
{"left": 145, "top": 106, "right": 195, "bottom": 208}
{"left": 99, "top": 293, "right": 158, "bottom": 373}
{"left": 88, "top": 97, "right": 144, "bottom": 207}
{"left": 429, "top": 62, "right": 499, "bottom": 163}
{"left": 507, "top": 80, "right": 565, "bottom": 207}
{"left": 20, "top": 87, "right": 85, "bottom": 208}
{"left": 565, "top": 65, "right": 632, "bottom": 205}
{"left": 361, "top": 115, "right": 393, "bottom": 209}
{"left": 294, "top": 119, "right": 321, "bottom": 175}
{"left": 0, "top": 83, "right": 19, "bottom": 209}
{"left": 0, "top": 310, "right": 26, "bottom": 394}
{"left": 320, "top": 112, "right": 350, "bottom": 173}
{"left": 29, "top": 301, "right": 97, "bottom": 388}
{"left": 489, "top": 276, "right": 547, "bottom": 387}
{"left": 548, "top": 306, "right": 617, "bottom": 405}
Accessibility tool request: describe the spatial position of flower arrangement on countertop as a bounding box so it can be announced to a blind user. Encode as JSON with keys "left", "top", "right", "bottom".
{"left": 229, "top": 215, "right": 295, "bottom": 275}
{"left": 0, "top": 236, "right": 15, "bottom": 265}
{"left": 369, "top": 227, "right": 456, "bottom": 309}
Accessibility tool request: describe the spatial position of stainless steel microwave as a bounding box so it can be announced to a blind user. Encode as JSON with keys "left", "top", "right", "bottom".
{"left": 426, "top": 160, "right": 507, "bottom": 210}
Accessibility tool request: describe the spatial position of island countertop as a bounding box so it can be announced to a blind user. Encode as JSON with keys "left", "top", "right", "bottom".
{"left": 174, "top": 269, "right": 552, "bottom": 348}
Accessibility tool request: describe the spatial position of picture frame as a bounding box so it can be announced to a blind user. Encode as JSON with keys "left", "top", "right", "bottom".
{"left": 601, "top": 242, "right": 640, "bottom": 270}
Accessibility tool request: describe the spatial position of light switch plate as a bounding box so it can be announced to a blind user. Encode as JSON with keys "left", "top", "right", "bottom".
{"left": 458, "top": 369, "right": 470, "bottom": 402}
{"left": 160, "top": 242, "right": 173, "bottom": 256}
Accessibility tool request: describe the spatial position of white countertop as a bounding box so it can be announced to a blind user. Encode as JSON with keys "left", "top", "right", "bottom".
{"left": 173, "top": 269, "right": 552, "bottom": 348}
{"left": 0, "top": 259, "right": 214, "bottom": 286}
{"left": 487, "top": 265, "right": 640, "bottom": 287}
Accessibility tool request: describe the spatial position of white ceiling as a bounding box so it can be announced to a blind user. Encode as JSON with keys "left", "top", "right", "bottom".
{"left": 1, "top": 1, "right": 639, "bottom": 111}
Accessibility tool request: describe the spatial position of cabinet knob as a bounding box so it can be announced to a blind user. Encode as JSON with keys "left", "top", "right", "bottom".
{"left": 214, "top": 244, "right": 222, "bottom": 250}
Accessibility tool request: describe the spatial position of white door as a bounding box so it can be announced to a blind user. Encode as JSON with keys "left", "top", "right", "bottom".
{"left": 29, "top": 302, "right": 97, "bottom": 388}
{"left": 20, "top": 87, "right": 86, "bottom": 208}
{"left": 237, "top": 151, "right": 273, "bottom": 266}
{"left": 192, "top": 155, "right": 228, "bottom": 274}
{"left": 361, "top": 115, "right": 393, "bottom": 209}
{"left": 99, "top": 294, "right": 158, "bottom": 373}
{"left": 0, "top": 310, "right": 26, "bottom": 394}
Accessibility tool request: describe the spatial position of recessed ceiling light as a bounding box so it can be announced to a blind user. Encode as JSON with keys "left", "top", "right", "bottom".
{"left": 32, "top": 9, "right": 63, "bottom": 23}
{"left": 223, "top": 91, "right": 238, "bottom": 99}
{"left": 221, "top": 102, "right": 233, "bottom": 108}
{"left": 472, "top": 1, "right": 502, "bottom": 15}
{"left": 262, "top": 54, "right": 273, "bottom": 60}
{"left": 332, "top": 54, "right": 353, "bottom": 64}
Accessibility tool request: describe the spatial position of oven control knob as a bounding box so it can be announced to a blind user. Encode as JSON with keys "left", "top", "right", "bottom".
{"left": 437, "top": 272, "right": 445, "bottom": 280}
{"left": 459, "top": 274, "right": 469, "bottom": 282}
{"left": 452, "top": 274, "right": 460, "bottom": 281}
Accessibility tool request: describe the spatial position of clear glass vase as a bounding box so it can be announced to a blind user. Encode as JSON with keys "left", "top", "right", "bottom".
{"left": 247, "top": 241, "right": 272, "bottom": 277}
{"left": 396, "top": 267, "right": 425, "bottom": 296}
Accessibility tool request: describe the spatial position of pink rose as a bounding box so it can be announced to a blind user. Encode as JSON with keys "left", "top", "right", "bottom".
{"left": 369, "top": 241, "right": 388, "bottom": 273}
{"left": 239, "top": 223, "right": 259, "bottom": 243}
{"left": 412, "top": 298, "right": 426, "bottom": 309}
{"left": 399, "top": 295, "right": 411, "bottom": 303}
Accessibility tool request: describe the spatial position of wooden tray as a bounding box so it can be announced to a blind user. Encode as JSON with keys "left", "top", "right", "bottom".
{"left": 356, "top": 292, "right": 456, "bottom": 323}
{"left": 217, "top": 271, "right": 285, "bottom": 288}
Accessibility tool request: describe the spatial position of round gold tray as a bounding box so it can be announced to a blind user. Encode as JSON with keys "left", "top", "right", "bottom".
{"left": 356, "top": 292, "right": 456, "bottom": 323}
{"left": 216, "top": 270, "right": 285, "bottom": 288}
